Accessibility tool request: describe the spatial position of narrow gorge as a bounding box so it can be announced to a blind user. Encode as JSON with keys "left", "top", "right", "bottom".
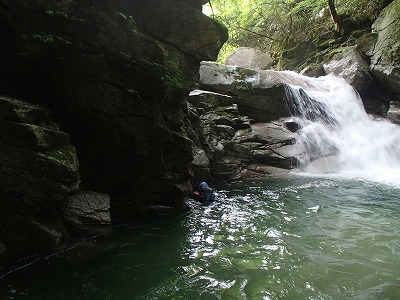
{"left": 0, "top": 0, "right": 399, "bottom": 261}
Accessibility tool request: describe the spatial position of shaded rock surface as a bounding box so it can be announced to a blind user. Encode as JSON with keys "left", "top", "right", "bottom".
{"left": 0, "top": 0, "right": 226, "bottom": 256}
{"left": 132, "top": 1, "right": 228, "bottom": 61}
{"left": 64, "top": 191, "right": 111, "bottom": 228}
{"left": 0, "top": 96, "right": 80, "bottom": 254}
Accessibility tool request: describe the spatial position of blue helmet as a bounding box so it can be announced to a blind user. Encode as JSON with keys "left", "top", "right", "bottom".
{"left": 199, "top": 182, "right": 209, "bottom": 189}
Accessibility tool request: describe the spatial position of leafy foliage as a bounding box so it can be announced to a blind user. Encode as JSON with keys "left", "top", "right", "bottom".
{"left": 207, "top": 0, "right": 392, "bottom": 64}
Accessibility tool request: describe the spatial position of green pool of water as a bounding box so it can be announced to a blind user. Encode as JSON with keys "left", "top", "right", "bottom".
{"left": 1, "top": 175, "right": 400, "bottom": 299}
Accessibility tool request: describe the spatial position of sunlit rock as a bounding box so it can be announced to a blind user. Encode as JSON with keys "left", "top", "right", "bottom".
{"left": 370, "top": 0, "right": 400, "bottom": 94}
{"left": 191, "top": 147, "right": 211, "bottom": 180}
{"left": 224, "top": 47, "right": 274, "bottom": 70}
{"left": 323, "top": 46, "right": 372, "bottom": 91}
{"left": 199, "top": 61, "right": 290, "bottom": 122}
{"left": 387, "top": 101, "right": 400, "bottom": 124}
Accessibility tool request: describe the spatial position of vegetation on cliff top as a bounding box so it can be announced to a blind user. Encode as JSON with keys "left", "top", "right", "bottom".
{"left": 205, "top": 0, "right": 393, "bottom": 66}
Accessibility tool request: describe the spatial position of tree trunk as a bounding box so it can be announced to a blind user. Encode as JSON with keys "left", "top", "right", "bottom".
{"left": 328, "top": 0, "right": 343, "bottom": 36}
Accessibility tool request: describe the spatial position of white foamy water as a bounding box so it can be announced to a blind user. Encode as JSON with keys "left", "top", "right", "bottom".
{"left": 275, "top": 71, "right": 400, "bottom": 185}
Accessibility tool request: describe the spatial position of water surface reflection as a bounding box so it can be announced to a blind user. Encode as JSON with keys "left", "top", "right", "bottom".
{"left": 1, "top": 176, "right": 400, "bottom": 299}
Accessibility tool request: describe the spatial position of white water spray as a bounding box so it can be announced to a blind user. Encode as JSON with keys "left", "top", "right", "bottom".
{"left": 274, "top": 71, "right": 400, "bottom": 184}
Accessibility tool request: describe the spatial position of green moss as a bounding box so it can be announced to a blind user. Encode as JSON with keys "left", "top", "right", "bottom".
{"left": 154, "top": 42, "right": 186, "bottom": 90}
{"left": 214, "top": 106, "right": 239, "bottom": 118}
{"left": 117, "top": 12, "right": 140, "bottom": 35}
{"left": 33, "top": 33, "right": 72, "bottom": 45}
{"left": 44, "top": 145, "right": 78, "bottom": 172}
{"left": 125, "top": 42, "right": 185, "bottom": 90}
{"left": 33, "top": 33, "right": 55, "bottom": 43}
{"left": 126, "top": 89, "right": 141, "bottom": 98}
{"left": 388, "top": 49, "right": 400, "bottom": 65}
{"left": 46, "top": 10, "right": 69, "bottom": 19}
{"left": 315, "top": 38, "right": 338, "bottom": 49}
{"left": 45, "top": 10, "right": 84, "bottom": 22}
{"left": 162, "top": 58, "right": 185, "bottom": 89}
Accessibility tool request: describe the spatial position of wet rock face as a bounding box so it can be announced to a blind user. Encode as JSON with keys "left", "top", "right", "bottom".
{"left": 0, "top": 0, "right": 227, "bottom": 255}
{"left": 318, "top": 43, "right": 393, "bottom": 116}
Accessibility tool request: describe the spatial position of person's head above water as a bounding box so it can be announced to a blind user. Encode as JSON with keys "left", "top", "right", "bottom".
{"left": 199, "top": 182, "right": 209, "bottom": 189}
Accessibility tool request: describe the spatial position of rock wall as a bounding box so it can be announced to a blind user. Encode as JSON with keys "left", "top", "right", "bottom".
{"left": 0, "top": 96, "right": 79, "bottom": 255}
{"left": 188, "top": 62, "right": 302, "bottom": 180}
{"left": 0, "top": 0, "right": 227, "bottom": 256}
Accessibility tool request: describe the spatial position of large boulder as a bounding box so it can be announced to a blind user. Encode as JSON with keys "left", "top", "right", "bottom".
{"left": 199, "top": 61, "right": 290, "bottom": 122}
{"left": 323, "top": 46, "right": 392, "bottom": 114}
{"left": 187, "top": 90, "right": 251, "bottom": 179}
{"left": 63, "top": 191, "right": 111, "bottom": 228}
{"left": 323, "top": 47, "right": 372, "bottom": 90}
{"left": 224, "top": 47, "right": 274, "bottom": 70}
{"left": 369, "top": 0, "right": 400, "bottom": 94}
{"left": 0, "top": 96, "right": 80, "bottom": 254}
{"left": 215, "top": 122, "right": 300, "bottom": 179}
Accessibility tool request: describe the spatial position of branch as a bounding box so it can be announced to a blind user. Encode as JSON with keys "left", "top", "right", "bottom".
{"left": 238, "top": 26, "right": 282, "bottom": 42}
{"left": 328, "top": 0, "right": 344, "bottom": 36}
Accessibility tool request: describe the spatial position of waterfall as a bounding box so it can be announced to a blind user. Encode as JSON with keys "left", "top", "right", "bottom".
{"left": 275, "top": 71, "right": 400, "bottom": 183}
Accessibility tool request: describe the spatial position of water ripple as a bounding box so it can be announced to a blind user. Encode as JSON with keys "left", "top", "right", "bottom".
{"left": 2, "top": 176, "right": 400, "bottom": 300}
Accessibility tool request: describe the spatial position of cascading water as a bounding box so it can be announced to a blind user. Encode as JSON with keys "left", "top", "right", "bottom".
{"left": 275, "top": 71, "right": 400, "bottom": 184}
